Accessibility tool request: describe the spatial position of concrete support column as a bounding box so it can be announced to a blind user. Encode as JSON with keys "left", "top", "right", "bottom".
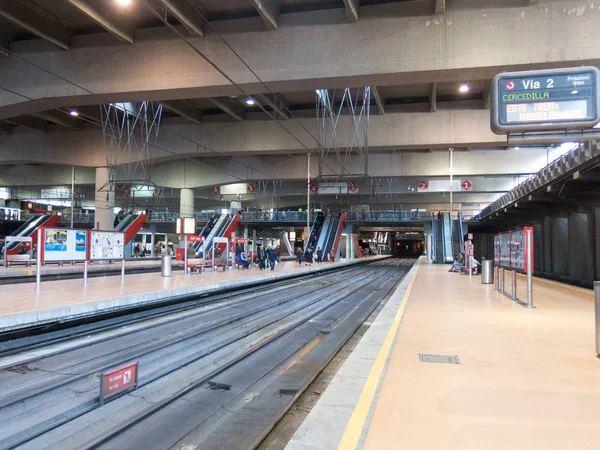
{"left": 94, "top": 167, "right": 114, "bottom": 230}
{"left": 180, "top": 188, "right": 194, "bottom": 217}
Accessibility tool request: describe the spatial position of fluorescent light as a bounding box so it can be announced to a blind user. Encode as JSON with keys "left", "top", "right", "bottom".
{"left": 514, "top": 146, "right": 520, "bottom": 150}
{"left": 571, "top": 90, "right": 579, "bottom": 94}
{"left": 69, "top": 110, "right": 79, "bottom": 117}
{"left": 115, "top": 0, "right": 131, "bottom": 5}
{"left": 245, "top": 98, "right": 255, "bottom": 105}
{"left": 459, "top": 83, "right": 470, "bottom": 93}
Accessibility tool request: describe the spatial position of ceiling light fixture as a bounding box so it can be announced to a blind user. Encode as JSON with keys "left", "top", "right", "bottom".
{"left": 245, "top": 98, "right": 255, "bottom": 105}
{"left": 69, "top": 110, "right": 79, "bottom": 117}
{"left": 459, "top": 83, "right": 470, "bottom": 93}
{"left": 514, "top": 146, "right": 520, "bottom": 150}
{"left": 115, "top": 0, "right": 132, "bottom": 6}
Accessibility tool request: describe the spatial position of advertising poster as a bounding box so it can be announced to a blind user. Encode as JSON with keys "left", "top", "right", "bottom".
{"left": 44, "top": 228, "right": 88, "bottom": 262}
{"left": 511, "top": 230, "right": 525, "bottom": 271}
{"left": 500, "top": 232, "right": 511, "bottom": 268}
{"left": 91, "top": 231, "right": 125, "bottom": 260}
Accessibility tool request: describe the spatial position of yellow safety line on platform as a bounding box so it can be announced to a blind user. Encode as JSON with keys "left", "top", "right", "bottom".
{"left": 337, "top": 262, "right": 420, "bottom": 450}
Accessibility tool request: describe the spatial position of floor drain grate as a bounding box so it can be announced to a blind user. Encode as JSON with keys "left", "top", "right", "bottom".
{"left": 419, "top": 354, "right": 460, "bottom": 365}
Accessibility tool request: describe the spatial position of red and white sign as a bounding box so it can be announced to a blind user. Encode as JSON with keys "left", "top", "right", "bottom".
{"left": 212, "top": 186, "right": 220, "bottom": 194}
{"left": 100, "top": 361, "right": 138, "bottom": 406}
{"left": 247, "top": 184, "right": 255, "bottom": 193}
{"left": 468, "top": 245, "right": 474, "bottom": 257}
{"left": 461, "top": 180, "right": 473, "bottom": 191}
{"left": 121, "top": 188, "right": 130, "bottom": 198}
{"left": 155, "top": 188, "right": 163, "bottom": 197}
{"left": 418, "top": 181, "right": 429, "bottom": 191}
{"left": 310, "top": 183, "right": 318, "bottom": 193}
{"left": 505, "top": 81, "right": 515, "bottom": 90}
{"left": 348, "top": 184, "right": 358, "bottom": 193}
{"left": 187, "top": 235, "right": 204, "bottom": 243}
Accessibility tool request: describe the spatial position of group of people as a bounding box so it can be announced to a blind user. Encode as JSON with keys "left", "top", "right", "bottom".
{"left": 235, "top": 243, "right": 281, "bottom": 271}
{"left": 294, "top": 246, "right": 325, "bottom": 266}
{"left": 449, "top": 252, "right": 481, "bottom": 274}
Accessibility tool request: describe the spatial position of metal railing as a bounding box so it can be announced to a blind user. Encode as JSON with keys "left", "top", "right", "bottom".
{"left": 59, "top": 214, "right": 95, "bottom": 224}
{"left": 345, "top": 211, "right": 433, "bottom": 222}
{"left": 240, "top": 211, "right": 317, "bottom": 223}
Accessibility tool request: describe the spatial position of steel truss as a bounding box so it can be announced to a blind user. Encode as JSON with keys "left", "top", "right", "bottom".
{"left": 255, "top": 180, "right": 283, "bottom": 210}
{"left": 99, "top": 102, "right": 163, "bottom": 194}
{"left": 316, "top": 87, "right": 370, "bottom": 183}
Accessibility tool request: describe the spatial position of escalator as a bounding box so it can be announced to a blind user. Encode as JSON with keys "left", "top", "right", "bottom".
{"left": 314, "top": 213, "right": 333, "bottom": 254}
{"left": 452, "top": 218, "right": 463, "bottom": 258}
{"left": 193, "top": 215, "right": 220, "bottom": 255}
{"left": 304, "top": 211, "right": 326, "bottom": 254}
{"left": 442, "top": 212, "right": 454, "bottom": 263}
{"left": 325, "top": 212, "right": 345, "bottom": 261}
{"left": 433, "top": 216, "right": 444, "bottom": 264}
{"left": 3, "top": 214, "right": 61, "bottom": 255}
{"left": 200, "top": 213, "right": 229, "bottom": 256}
{"left": 210, "top": 214, "right": 241, "bottom": 257}
{"left": 114, "top": 213, "right": 148, "bottom": 245}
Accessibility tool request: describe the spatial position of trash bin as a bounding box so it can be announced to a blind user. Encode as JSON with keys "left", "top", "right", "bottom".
{"left": 481, "top": 259, "right": 494, "bottom": 284}
{"left": 161, "top": 255, "right": 172, "bottom": 277}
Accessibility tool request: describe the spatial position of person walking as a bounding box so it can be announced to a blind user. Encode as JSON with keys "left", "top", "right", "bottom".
{"left": 305, "top": 247, "right": 314, "bottom": 266}
{"left": 268, "top": 246, "right": 277, "bottom": 271}
{"left": 276, "top": 245, "right": 282, "bottom": 264}
{"left": 316, "top": 247, "right": 323, "bottom": 263}
{"left": 235, "top": 243, "right": 242, "bottom": 266}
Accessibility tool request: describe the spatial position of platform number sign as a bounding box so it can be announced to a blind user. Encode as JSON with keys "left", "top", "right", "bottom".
{"left": 309, "top": 183, "right": 318, "bottom": 193}
{"left": 247, "top": 184, "right": 255, "bottom": 193}
{"left": 491, "top": 66, "right": 600, "bottom": 134}
{"left": 418, "top": 181, "right": 429, "bottom": 191}
{"left": 212, "top": 186, "right": 220, "bottom": 194}
{"left": 461, "top": 180, "right": 472, "bottom": 191}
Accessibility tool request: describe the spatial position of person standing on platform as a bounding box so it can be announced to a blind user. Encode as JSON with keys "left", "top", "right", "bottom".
{"left": 276, "top": 245, "right": 282, "bottom": 264}
{"left": 268, "top": 246, "right": 277, "bottom": 271}
{"left": 238, "top": 251, "right": 250, "bottom": 269}
{"left": 305, "top": 247, "right": 314, "bottom": 266}
{"left": 257, "top": 244, "right": 267, "bottom": 270}
{"left": 187, "top": 243, "right": 195, "bottom": 259}
{"left": 316, "top": 247, "right": 323, "bottom": 263}
{"left": 295, "top": 246, "right": 303, "bottom": 265}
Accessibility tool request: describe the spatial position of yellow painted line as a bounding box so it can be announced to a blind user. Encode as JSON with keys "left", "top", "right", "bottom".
{"left": 337, "top": 262, "right": 420, "bottom": 450}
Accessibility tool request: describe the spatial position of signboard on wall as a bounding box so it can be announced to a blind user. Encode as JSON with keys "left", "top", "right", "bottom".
{"left": 90, "top": 231, "right": 125, "bottom": 260}
{"left": 44, "top": 228, "right": 88, "bottom": 262}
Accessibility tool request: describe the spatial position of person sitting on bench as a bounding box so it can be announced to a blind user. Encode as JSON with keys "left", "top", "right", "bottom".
{"left": 238, "top": 251, "right": 250, "bottom": 269}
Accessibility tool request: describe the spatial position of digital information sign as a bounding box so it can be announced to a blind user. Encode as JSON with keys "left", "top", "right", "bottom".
{"left": 491, "top": 66, "right": 600, "bottom": 134}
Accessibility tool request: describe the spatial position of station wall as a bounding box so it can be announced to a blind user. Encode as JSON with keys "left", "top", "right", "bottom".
{"left": 474, "top": 208, "right": 598, "bottom": 288}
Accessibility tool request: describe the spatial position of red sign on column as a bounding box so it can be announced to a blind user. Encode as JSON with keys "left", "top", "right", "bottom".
{"left": 310, "top": 183, "right": 318, "bottom": 193}
{"left": 247, "top": 184, "right": 255, "bottom": 193}
{"left": 348, "top": 184, "right": 358, "bottom": 193}
{"left": 187, "top": 235, "right": 204, "bottom": 242}
{"left": 418, "top": 181, "right": 429, "bottom": 191}
{"left": 100, "top": 361, "right": 138, "bottom": 406}
{"left": 212, "top": 186, "right": 220, "bottom": 194}
{"left": 461, "top": 180, "right": 473, "bottom": 191}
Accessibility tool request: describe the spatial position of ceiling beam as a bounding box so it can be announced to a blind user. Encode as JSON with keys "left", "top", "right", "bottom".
{"left": 64, "top": 0, "right": 134, "bottom": 44}
{"left": 573, "top": 170, "right": 600, "bottom": 183}
{"left": 371, "top": 86, "right": 386, "bottom": 115}
{"left": 0, "top": 121, "right": 12, "bottom": 134}
{"left": 0, "top": 0, "right": 69, "bottom": 50}
{"left": 434, "top": 0, "right": 446, "bottom": 14}
{"left": 255, "top": 94, "right": 289, "bottom": 120}
{"left": 249, "top": 0, "right": 280, "bottom": 31}
{"left": 528, "top": 0, "right": 541, "bottom": 5}
{"left": 343, "top": 0, "right": 359, "bottom": 22}
{"left": 33, "top": 111, "right": 83, "bottom": 130}
{"left": 208, "top": 98, "right": 245, "bottom": 122}
{"left": 156, "top": 0, "right": 204, "bottom": 37}
{"left": 429, "top": 83, "right": 437, "bottom": 113}
{"left": 161, "top": 100, "right": 202, "bottom": 125}
{"left": 5, "top": 116, "right": 47, "bottom": 132}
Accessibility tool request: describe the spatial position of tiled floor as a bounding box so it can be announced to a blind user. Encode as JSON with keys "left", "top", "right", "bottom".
{"left": 364, "top": 263, "right": 600, "bottom": 450}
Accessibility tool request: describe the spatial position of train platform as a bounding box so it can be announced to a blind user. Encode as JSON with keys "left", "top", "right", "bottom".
{"left": 0, "top": 256, "right": 387, "bottom": 333}
{"left": 0, "top": 258, "right": 182, "bottom": 281}
{"left": 287, "top": 258, "right": 600, "bottom": 450}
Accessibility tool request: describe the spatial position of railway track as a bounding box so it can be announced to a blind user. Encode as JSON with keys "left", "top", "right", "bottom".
{"left": 0, "top": 258, "right": 414, "bottom": 450}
